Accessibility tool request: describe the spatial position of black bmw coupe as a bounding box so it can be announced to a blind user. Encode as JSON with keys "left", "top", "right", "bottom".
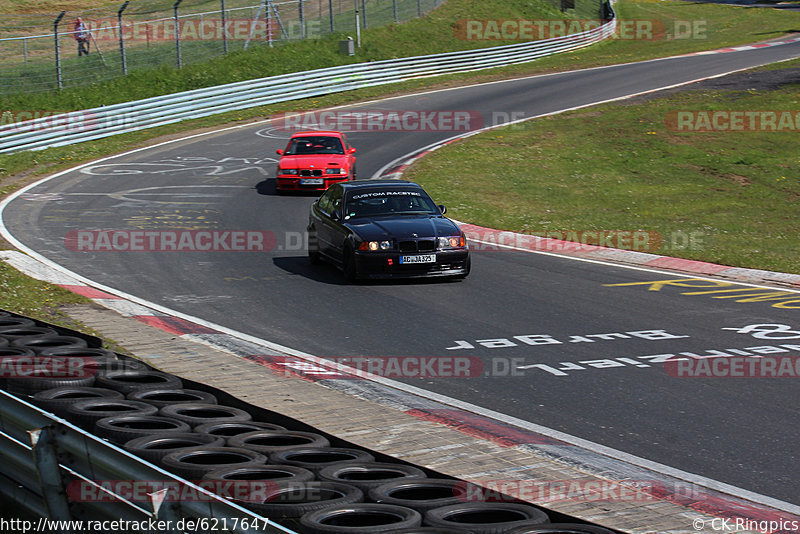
{"left": 307, "top": 180, "right": 470, "bottom": 281}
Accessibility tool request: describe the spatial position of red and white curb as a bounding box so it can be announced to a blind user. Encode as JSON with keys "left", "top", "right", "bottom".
{"left": 457, "top": 222, "right": 800, "bottom": 288}
{"left": 680, "top": 35, "right": 800, "bottom": 56}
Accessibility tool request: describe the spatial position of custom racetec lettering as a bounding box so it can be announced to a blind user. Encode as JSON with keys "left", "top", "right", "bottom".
{"left": 351, "top": 190, "right": 423, "bottom": 200}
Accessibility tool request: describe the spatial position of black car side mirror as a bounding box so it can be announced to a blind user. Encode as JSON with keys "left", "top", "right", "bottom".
{"left": 438, "top": 204, "right": 447, "bottom": 215}
{"left": 331, "top": 209, "right": 342, "bottom": 221}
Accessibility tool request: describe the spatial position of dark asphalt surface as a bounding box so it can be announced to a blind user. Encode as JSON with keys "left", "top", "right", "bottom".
{"left": 4, "top": 41, "right": 800, "bottom": 505}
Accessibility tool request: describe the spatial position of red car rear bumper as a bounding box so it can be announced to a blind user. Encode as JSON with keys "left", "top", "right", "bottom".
{"left": 276, "top": 176, "right": 349, "bottom": 191}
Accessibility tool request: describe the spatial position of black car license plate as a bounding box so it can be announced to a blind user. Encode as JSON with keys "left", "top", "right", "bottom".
{"left": 399, "top": 254, "right": 436, "bottom": 264}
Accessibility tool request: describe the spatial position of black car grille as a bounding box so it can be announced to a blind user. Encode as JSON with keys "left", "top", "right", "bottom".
{"left": 299, "top": 169, "right": 323, "bottom": 176}
{"left": 418, "top": 240, "right": 435, "bottom": 252}
{"left": 398, "top": 239, "right": 435, "bottom": 252}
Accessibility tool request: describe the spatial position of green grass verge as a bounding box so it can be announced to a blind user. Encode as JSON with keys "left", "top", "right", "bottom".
{"left": 1, "top": 0, "right": 799, "bottom": 326}
{"left": 404, "top": 57, "right": 800, "bottom": 274}
{"left": 0, "top": 261, "right": 87, "bottom": 318}
{"left": 0, "top": 259, "right": 103, "bottom": 337}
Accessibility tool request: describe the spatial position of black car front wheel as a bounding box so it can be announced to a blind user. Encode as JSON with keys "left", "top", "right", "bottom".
{"left": 308, "top": 247, "right": 321, "bottom": 265}
{"left": 308, "top": 228, "right": 321, "bottom": 264}
{"left": 342, "top": 244, "right": 358, "bottom": 282}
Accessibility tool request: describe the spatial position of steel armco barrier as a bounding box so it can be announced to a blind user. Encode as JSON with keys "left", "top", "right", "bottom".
{"left": 0, "top": 389, "right": 296, "bottom": 533}
{"left": 0, "top": 10, "right": 615, "bottom": 155}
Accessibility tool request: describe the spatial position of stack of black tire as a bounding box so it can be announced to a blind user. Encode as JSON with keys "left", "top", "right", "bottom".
{"left": 1, "top": 309, "right": 620, "bottom": 534}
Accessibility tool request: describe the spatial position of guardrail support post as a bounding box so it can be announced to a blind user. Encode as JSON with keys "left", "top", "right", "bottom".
{"left": 54, "top": 11, "right": 66, "bottom": 91}
{"left": 118, "top": 1, "right": 130, "bottom": 75}
{"left": 353, "top": 0, "right": 360, "bottom": 47}
{"left": 298, "top": 0, "right": 306, "bottom": 39}
{"left": 174, "top": 0, "right": 184, "bottom": 68}
{"left": 29, "top": 426, "right": 72, "bottom": 530}
{"left": 265, "top": 0, "right": 273, "bottom": 47}
{"left": 360, "top": 0, "right": 367, "bottom": 29}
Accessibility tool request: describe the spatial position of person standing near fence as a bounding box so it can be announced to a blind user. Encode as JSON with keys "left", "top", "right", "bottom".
{"left": 74, "top": 17, "right": 90, "bottom": 56}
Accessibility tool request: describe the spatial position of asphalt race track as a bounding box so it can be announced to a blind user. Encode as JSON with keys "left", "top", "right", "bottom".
{"left": 3, "top": 40, "right": 800, "bottom": 507}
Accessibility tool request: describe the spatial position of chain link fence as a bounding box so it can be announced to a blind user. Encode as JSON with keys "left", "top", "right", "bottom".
{"left": 0, "top": 0, "right": 605, "bottom": 96}
{"left": 0, "top": 0, "right": 444, "bottom": 95}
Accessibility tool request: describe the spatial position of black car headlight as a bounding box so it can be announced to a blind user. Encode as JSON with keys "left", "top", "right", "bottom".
{"left": 325, "top": 168, "right": 344, "bottom": 175}
{"left": 280, "top": 169, "right": 298, "bottom": 175}
{"left": 438, "top": 236, "right": 466, "bottom": 249}
{"left": 358, "top": 240, "right": 392, "bottom": 251}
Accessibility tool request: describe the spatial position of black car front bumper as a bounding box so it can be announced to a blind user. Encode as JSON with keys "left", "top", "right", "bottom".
{"left": 353, "top": 249, "right": 470, "bottom": 279}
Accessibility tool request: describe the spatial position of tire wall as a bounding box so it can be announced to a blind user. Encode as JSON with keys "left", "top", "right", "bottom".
{"left": 0, "top": 308, "right": 621, "bottom": 534}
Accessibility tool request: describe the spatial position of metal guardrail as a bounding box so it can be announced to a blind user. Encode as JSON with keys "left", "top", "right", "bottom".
{"left": 0, "top": 389, "right": 295, "bottom": 533}
{"left": 0, "top": 10, "right": 615, "bottom": 155}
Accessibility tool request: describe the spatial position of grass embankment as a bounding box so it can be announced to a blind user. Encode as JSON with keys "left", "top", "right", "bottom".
{"left": 0, "top": 0, "right": 799, "bottom": 326}
{"left": 405, "top": 58, "right": 800, "bottom": 274}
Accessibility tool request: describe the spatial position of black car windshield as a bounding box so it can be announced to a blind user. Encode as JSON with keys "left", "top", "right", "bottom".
{"left": 284, "top": 136, "right": 345, "bottom": 155}
{"left": 344, "top": 189, "right": 440, "bottom": 219}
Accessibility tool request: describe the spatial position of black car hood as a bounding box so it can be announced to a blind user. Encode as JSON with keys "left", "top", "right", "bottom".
{"left": 348, "top": 216, "right": 459, "bottom": 240}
